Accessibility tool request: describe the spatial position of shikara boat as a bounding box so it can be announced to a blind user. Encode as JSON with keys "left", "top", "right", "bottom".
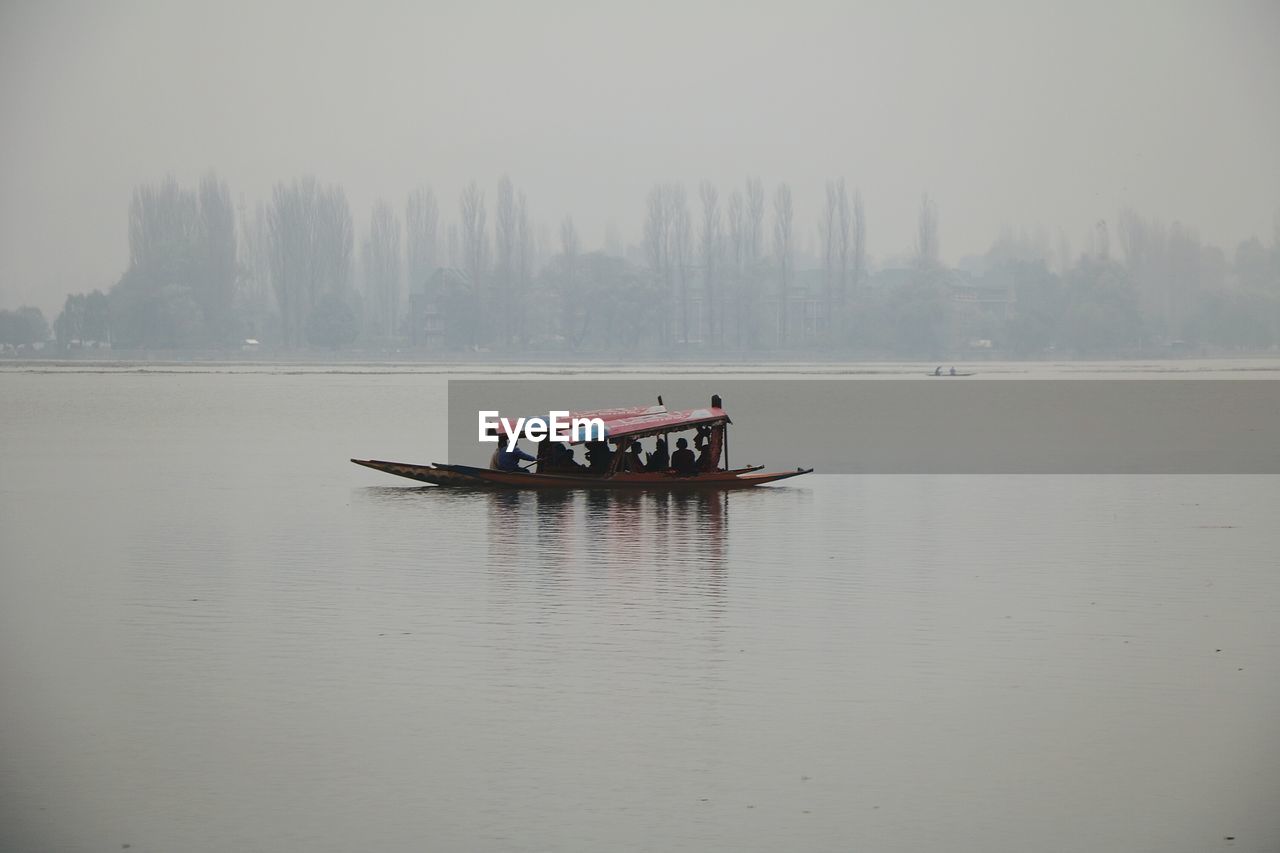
{"left": 351, "top": 395, "right": 813, "bottom": 490}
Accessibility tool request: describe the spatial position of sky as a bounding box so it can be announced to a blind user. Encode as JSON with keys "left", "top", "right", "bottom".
{"left": 2, "top": 0, "right": 1278, "bottom": 316}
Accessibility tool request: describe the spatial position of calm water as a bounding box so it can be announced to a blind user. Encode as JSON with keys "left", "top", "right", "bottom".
{"left": 2, "top": 364, "right": 1279, "bottom": 852}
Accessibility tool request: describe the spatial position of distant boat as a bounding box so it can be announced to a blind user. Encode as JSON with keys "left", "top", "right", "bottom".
{"left": 926, "top": 371, "right": 976, "bottom": 377}
{"left": 352, "top": 395, "right": 813, "bottom": 490}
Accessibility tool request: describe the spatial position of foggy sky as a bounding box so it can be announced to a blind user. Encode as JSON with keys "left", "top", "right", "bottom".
{"left": 2, "top": 0, "right": 1278, "bottom": 316}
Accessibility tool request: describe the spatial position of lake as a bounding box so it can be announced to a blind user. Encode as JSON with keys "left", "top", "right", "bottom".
{"left": 2, "top": 361, "right": 1278, "bottom": 852}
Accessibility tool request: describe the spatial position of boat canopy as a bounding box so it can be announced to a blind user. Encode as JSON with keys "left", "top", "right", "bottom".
{"left": 579, "top": 406, "right": 730, "bottom": 444}
{"left": 574, "top": 403, "right": 666, "bottom": 421}
{"left": 514, "top": 403, "right": 666, "bottom": 426}
{"left": 492, "top": 402, "right": 667, "bottom": 440}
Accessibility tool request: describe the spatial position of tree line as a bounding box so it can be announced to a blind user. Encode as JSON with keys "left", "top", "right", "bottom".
{"left": 17, "top": 171, "right": 1280, "bottom": 357}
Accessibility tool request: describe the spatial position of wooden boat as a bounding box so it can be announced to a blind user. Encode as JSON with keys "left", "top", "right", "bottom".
{"left": 352, "top": 395, "right": 813, "bottom": 490}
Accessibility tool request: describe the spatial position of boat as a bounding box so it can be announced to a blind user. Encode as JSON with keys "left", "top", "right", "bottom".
{"left": 351, "top": 394, "right": 813, "bottom": 490}
{"left": 926, "top": 371, "right": 976, "bottom": 377}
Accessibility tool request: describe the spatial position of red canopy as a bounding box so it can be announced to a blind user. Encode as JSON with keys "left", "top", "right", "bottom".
{"left": 510, "top": 403, "right": 666, "bottom": 428}
{"left": 487, "top": 402, "right": 726, "bottom": 444}
{"left": 573, "top": 403, "right": 666, "bottom": 421}
{"left": 491, "top": 402, "right": 667, "bottom": 440}
{"left": 586, "top": 406, "right": 729, "bottom": 443}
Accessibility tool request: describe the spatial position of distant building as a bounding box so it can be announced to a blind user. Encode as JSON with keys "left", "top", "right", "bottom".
{"left": 949, "top": 277, "right": 1016, "bottom": 321}
{"left": 407, "top": 267, "right": 468, "bottom": 348}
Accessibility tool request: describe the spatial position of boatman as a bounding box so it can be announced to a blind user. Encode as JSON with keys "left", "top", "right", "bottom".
{"left": 695, "top": 434, "right": 715, "bottom": 471}
{"left": 646, "top": 438, "right": 670, "bottom": 471}
{"left": 585, "top": 440, "right": 614, "bottom": 475}
{"left": 624, "top": 441, "right": 645, "bottom": 472}
{"left": 490, "top": 439, "right": 537, "bottom": 472}
{"left": 671, "top": 437, "right": 698, "bottom": 476}
{"left": 552, "top": 442, "right": 584, "bottom": 471}
{"left": 492, "top": 443, "right": 536, "bottom": 472}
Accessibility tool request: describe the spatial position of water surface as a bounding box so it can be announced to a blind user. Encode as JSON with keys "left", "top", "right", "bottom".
{"left": 2, "top": 366, "right": 1278, "bottom": 852}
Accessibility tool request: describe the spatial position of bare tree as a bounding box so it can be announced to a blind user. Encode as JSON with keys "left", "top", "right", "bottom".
{"left": 267, "top": 178, "right": 321, "bottom": 348}
{"left": 534, "top": 221, "right": 552, "bottom": 269}
{"left": 820, "top": 180, "right": 839, "bottom": 336}
{"left": 459, "top": 181, "right": 488, "bottom": 345}
{"left": 405, "top": 186, "right": 438, "bottom": 295}
{"left": 643, "top": 184, "right": 669, "bottom": 275}
{"left": 745, "top": 177, "right": 765, "bottom": 265}
{"left": 514, "top": 190, "right": 532, "bottom": 344}
{"left": 670, "top": 185, "right": 692, "bottom": 344}
{"left": 699, "top": 181, "right": 721, "bottom": 344}
{"left": 314, "top": 183, "right": 355, "bottom": 348}
{"left": 817, "top": 178, "right": 854, "bottom": 341}
{"left": 641, "top": 183, "right": 695, "bottom": 344}
{"left": 1116, "top": 209, "right": 1143, "bottom": 269}
{"left": 915, "top": 193, "right": 939, "bottom": 269}
{"left": 1057, "top": 227, "right": 1072, "bottom": 274}
{"left": 561, "top": 215, "right": 580, "bottom": 258}
{"left": 362, "top": 200, "right": 401, "bottom": 339}
{"left": 268, "top": 177, "right": 353, "bottom": 348}
{"left": 727, "top": 190, "right": 745, "bottom": 275}
{"left": 643, "top": 184, "right": 672, "bottom": 345}
{"left": 603, "top": 221, "right": 624, "bottom": 257}
{"left": 1119, "top": 208, "right": 1201, "bottom": 338}
{"left": 316, "top": 184, "right": 354, "bottom": 297}
{"left": 726, "top": 189, "right": 746, "bottom": 347}
{"left": 111, "top": 175, "right": 207, "bottom": 347}
{"left": 267, "top": 181, "right": 310, "bottom": 347}
{"left": 773, "top": 183, "right": 794, "bottom": 345}
{"left": 128, "top": 176, "right": 197, "bottom": 274}
{"left": 237, "top": 198, "right": 273, "bottom": 334}
{"left": 494, "top": 176, "right": 517, "bottom": 343}
{"left": 1167, "top": 221, "right": 1201, "bottom": 335}
{"left": 446, "top": 223, "right": 459, "bottom": 269}
{"left": 196, "top": 172, "right": 237, "bottom": 343}
{"left": 836, "top": 181, "right": 850, "bottom": 312}
{"left": 852, "top": 188, "right": 866, "bottom": 290}
{"left": 559, "top": 215, "right": 580, "bottom": 345}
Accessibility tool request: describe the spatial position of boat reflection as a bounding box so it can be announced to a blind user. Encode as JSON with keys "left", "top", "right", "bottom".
{"left": 478, "top": 489, "right": 734, "bottom": 619}
{"left": 484, "top": 489, "right": 730, "bottom": 568}
{"left": 358, "top": 483, "right": 808, "bottom": 615}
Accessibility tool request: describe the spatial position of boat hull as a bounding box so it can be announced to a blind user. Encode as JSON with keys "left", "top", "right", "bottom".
{"left": 351, "top": 459, "right": 812, "bottom": 490}
{"left": 350, "top": 459, "right": 484, "bottom": 487}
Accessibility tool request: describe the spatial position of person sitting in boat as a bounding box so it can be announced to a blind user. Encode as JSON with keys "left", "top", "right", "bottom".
{"left": 934, "top": 366, "right": 942, "bottom": 375}
{"left": 623, "top": 441, "right": 645, "bottom": 472}
{"left": 491, "top": 441, "right": 537, "bottom": 472}
{"left": 586, "top": 440, "right": 613, "bottom": 475}
{"left": 541, "top": 441, "right": 578, "bottom": 472}
{"left": 949, "top": 366, "right": 956, "bottom": 375}
{"left": 646, "top": 438, "right": 669, "bottom": 471}
{"left": 558, "top": 442, "right": 585, "bottom": 471}
{"left": 671, "top": 437, "right": 698, "bottom": 476}
{"left": 695, "top": 424, "right": 713, "bottom": 451}
{"left": 695, "top": 434, "right": 715, "bottom": 471}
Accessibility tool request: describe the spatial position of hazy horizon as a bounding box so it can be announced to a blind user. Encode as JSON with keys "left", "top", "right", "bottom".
{"left": 3, "top": 0, "right": 1279, "bottom": 317}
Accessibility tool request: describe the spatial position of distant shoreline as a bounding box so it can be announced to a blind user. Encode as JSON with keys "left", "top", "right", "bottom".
{"left": 5, "top": 355, "right": 1280, "bottom": 377}
{"left": 5, "top": 347, "right": 1280, "bottom": 366}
